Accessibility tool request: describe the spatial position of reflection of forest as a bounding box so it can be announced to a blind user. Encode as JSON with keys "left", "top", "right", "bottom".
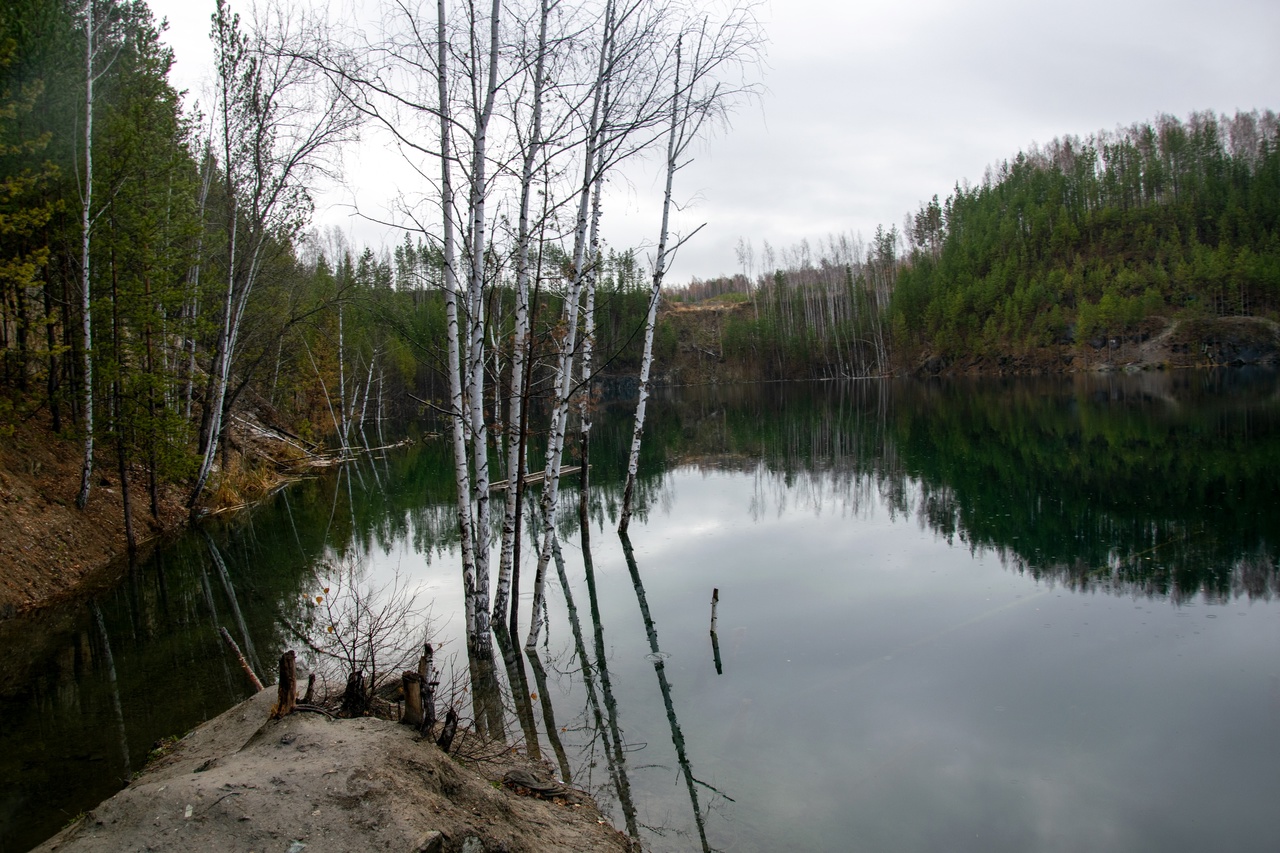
{"left": 646, "top": 371, "right": 1280, "bottom": 603}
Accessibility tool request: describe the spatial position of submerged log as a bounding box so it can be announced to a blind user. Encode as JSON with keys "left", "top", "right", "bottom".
{"left": 272, "top": 651, "right": 297, "bottom": 719}
{"left": 489, "top": 465, "right": 583, "bottom": 491}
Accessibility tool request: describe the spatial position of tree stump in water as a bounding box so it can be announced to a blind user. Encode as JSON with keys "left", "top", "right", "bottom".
{"left": 272, "top": 651, "right": 296, "bottom": 719}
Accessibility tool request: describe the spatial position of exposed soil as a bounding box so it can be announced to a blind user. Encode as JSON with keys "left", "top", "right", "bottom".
{"left": 34, "top": 688, "right": 633, "bottom": 853}
{"left": 0, "top": 413, "right": 189, "bottom": 618}
{"left": 0, "top": 410, "right": 313, "bottom": 618}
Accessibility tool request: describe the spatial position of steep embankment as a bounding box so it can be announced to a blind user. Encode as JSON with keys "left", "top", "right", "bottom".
{"left": 651, "top": 300, "right": 759, "bottom": 385}
{"left": 0, "top": 417, "right": 189, "bottom": 617}
{"left": 0, "top": 412, "right": 316, "bottom": 617}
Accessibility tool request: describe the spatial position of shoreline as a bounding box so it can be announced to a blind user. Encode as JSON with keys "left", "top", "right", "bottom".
{"left": 4, "top": 323, "right": 1277, "bottom": 618}
{"left": 0, "top": 414, "right": 338, "bottom": 619}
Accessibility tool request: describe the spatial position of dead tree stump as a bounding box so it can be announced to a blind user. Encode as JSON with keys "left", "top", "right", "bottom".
{"left": 402, "top": 672, "right": 423, "bottom": 728}
{"left": 341, "top": 670, "right": 368, "bottom": 717}
{"left": 272, "top": 651, "right": 297, "bottom": 719}
{"left": 436, "top": 708, "right": 459, "bottom": 753}
{"left": 419, "top": 644, "right": 436, "bottom": 735}
{"left": 302, "top": 672, "right": 316, "bottom": 705}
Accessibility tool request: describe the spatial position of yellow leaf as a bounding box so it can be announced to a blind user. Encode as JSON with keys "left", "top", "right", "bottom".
{"left": 530, "top": 692, "right": 538, "bottom": 700}
{"left": 315, "top": 595, "right": 324, "bottom": 604}
{"left": 327, "top": 625, "right": 335, "bottom": 633}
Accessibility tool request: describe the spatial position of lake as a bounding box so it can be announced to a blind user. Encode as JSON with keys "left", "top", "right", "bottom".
{"left": 2, "top": 370, "right": 1279, "bottom": 852}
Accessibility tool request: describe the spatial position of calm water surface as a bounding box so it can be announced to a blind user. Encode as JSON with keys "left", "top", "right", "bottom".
{"left": 2, "top": 371, "right": 1279, "bottom": 852}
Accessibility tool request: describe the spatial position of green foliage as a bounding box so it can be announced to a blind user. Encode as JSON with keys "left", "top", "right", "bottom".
{"left": 654, "top": 318, "right": 678, "bottom": 361}
{"left": 890, "top": 110, "right": 1280, "bottom": 359}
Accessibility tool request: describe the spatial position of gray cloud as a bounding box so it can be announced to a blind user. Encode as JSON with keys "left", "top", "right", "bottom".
{"left": 150, "top": 0, "right": 1280, "bottom": 280}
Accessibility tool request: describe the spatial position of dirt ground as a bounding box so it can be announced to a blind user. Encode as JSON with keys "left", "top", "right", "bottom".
{"left": 0, "top": 414, "right": 190, "bottom": 618}
{"left": 0, "top": 408, "right": 316, "bottom": 617}
{"left": 35, "top": 688, "right": 634, "bottom": 853}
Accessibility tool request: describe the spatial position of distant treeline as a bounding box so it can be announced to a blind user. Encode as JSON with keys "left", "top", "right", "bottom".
{"left": 669, "top": 109, "right": 1280, "bottom": 375}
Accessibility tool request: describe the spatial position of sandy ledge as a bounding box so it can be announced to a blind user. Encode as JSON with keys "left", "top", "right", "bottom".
{"left": 34, "top": 689, "right": 633, "bottom": 853}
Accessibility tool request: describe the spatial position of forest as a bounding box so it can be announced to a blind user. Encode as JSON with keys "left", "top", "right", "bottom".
{"left": 0, "top": 0, "right": 764, "bottom": 650}
{"left": 3, "top": 3, "right": 1278, "bottom": 631}
{"left": 677, "top": 109, "right": 1279, "bottom": 378}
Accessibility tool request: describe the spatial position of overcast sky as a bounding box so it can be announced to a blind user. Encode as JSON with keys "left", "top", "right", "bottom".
{"left": 150, "top": 0, "right": 1280, "bottom": 282}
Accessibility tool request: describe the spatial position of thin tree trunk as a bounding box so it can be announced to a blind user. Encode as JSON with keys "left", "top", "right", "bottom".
{"left": 43, "top": 282, "right": 61, "bottom": 433}
{"left": 463, "top": 0, "right": 503, "bottom": 654}
{"left": 437, "top": 0, "right": 479, "bottom": 651}
{"left": 619, "top": 35, "right": 683, "bottom": 536}
{"left": 494, "top": 0, "right": 548, "bottom": 625}
{"left": 76, "top": 0, "right": 96, "bottom": 510}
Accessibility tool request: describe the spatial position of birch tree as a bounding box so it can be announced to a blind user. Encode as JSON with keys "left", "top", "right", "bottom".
{"left": 187, "top": 0, "right": 357, "bottom": 513}
{"left": 461, "top": 0, "right": 503, "bottom": 652}
{"left": 75, "top": 0, "right": 113, "bottom": 509}
{"left": 618, "top": 5, "right": 761, "bottom": 534}
{"left": 522, "top": 0, "right": 624, "bottom": 649}
{"left": 491, "top": 0, "right": 552, "bottom": 625}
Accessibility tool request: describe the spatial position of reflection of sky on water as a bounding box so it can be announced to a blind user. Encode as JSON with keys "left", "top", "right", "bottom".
{"left": 347, "top": 459, "right": 1279, "bottom": 852}
{"left": 12, "top": 374, "right": 1274, "bottom": 852}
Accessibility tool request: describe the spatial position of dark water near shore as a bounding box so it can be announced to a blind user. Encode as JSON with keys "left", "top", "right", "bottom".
{"left": 3, "top": 371, "right": 1279, "bottom": 852}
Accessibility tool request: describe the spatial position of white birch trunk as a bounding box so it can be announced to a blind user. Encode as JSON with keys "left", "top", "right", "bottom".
{"left": 438, "top": 0, "right": 479, "bottom": 649}
{"left": 337, "top": 301, "right": 347, "bottom": 444}
{"left": 493, "top": 0, "right": 549, "bottom": 624}
{"left": 524, "top": 1, "right": 615, "bottom": 649}
{"left": 463, "top": 0, "right": 502, "bottom": 652}
{"left": 75, "top": 0, "right": 96, "bottom": 510}
{"left": 618, "top": 34, "right": 683, "bottom": 536}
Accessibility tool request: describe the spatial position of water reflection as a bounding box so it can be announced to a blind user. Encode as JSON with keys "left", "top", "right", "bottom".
{"left": 3, "top": 371, "right": 1279, "bottom": 852}
{"left": 621, "top": 533, "right": 714, "bottom": 853}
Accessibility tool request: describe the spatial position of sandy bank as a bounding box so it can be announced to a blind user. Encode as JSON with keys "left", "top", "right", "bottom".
{"left": 35, "top": 688, "right": 632, "bottom": 853}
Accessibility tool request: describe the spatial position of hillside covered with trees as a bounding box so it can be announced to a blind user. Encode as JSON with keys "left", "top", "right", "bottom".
{"left": 669, "top": 109, "right": 1279, "bottom": 378}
